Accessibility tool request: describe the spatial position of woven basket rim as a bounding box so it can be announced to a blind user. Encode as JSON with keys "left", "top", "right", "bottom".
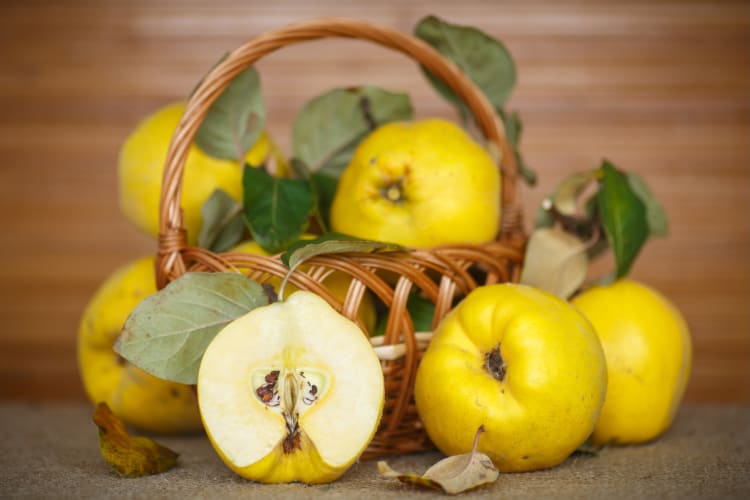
{"left": 156, "top": 16, "right": 524, "bottom": 286}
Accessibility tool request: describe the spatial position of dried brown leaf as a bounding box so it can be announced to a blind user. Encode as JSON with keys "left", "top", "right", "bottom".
{"left": 378, "top": 426, "right": 498, "bottom": 494}
{"left": 93, "top": 402, "right": 179, "bottom": 477}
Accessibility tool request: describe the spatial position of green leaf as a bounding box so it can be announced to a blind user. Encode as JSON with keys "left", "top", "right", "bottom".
{"left": 374, "top": 292, "right": 435, "bottom": 336}
{"left": 292, "top": 86, "right": 413, "bottom": 176}
{"left": 627, "top": 172, "right": 669, "bottom": 237}
{"left": 415, "top": 15, "right": 516, "bottom": 116}
{"left": 282, "top": 232, "right": 404, "bottom": 269}
{"left": 195, "top": 66, "right": 265, "bottom": 161}
{"left": 499, "top": 110, "right": 536, "bottom": 186}
{"left": 311, "top": 171, "right": 339, "bottom": 231}
{"left": 114, "top": 272, "right": 270, "bottom": 385}
{"left": 198, "top": 189, "right": 246, "bottom": 252}
{"left": 242, "top": 165, "right": 315, "bottom": 254}
{"left": 596, "top": 161, "right": 649, "bottom": 278}
{"left": 520, "top": 227, "right": 589, "bottom": 299}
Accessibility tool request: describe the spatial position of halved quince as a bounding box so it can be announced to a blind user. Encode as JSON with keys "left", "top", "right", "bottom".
{"left": 197, "top": 291, "right": 385, "bottom": 484}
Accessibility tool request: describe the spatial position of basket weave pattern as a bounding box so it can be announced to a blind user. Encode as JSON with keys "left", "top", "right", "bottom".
{"left": 156, "top": 18, "right": 527, "bottom": 459}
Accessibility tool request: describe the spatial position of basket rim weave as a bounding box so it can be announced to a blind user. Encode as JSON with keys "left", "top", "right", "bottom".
{"left": 152, "top": 17, "right": 528, "bottom": 459}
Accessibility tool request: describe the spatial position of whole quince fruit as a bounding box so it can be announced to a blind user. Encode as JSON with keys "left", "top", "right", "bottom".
{"left": 77, "top": 255, "right": 202, "bottom": 434}
{"left": 230, "top": 239, "right": 377, "bottom": 334}
{"left": 198, "top": 291, "right": 384, "bottom": 483}
{"left": 572, "top": 279, "right": 692, "bottom": 445}
{"left": 415, "top": 283, "right": 607, "bottom": 472}
{"left": 330, "top": 119, "right": 501, "bottom": 247}
{"left": 118, "top": 102, "right": 287, "bottom": 245}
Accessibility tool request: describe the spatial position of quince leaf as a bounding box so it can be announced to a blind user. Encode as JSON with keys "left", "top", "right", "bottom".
{"left": 498, "top": 109, "right": 537, "bottom": 186}
{"left": 242, "top": 165, "right": 315, "bottom": 254}
{"left": 291, "top": 86, "right": 413, "bottom": 176}
{"left": 415, "top": 15, "right": 516, "bottom": 117}
{"left": 596, "top": 160, "right": 649, "bottom": 279}
{"left": 115, "top": 272, "right": 269, "bottom": 385}
{"left": 282, "top": 232, "right": 404, "bottom": 270}
{"left": 627, "top": 172, "right": 669, "bottom": 237}
{"left": 198, "top": 188, "right": 246, "bottom": 252}
{"left": 378, "top": 426, "right": 499, "bottom": 495}
{"left": 93, "top": 402, "right": 178, "bottom": 477}
{"left": 520, "top": 227, "right": 589, "bottom": 299}
{"left": 195, "top": 65, "right": 265, "bottom": 161}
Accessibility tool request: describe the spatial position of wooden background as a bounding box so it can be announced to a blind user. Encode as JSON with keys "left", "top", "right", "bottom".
{"left": 1, "top": 0, "right": 748, "bottom": 402}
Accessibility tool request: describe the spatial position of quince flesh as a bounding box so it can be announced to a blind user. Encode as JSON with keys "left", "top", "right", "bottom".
{"left": 197, "top": 291, "right": 384, "bottom": 483}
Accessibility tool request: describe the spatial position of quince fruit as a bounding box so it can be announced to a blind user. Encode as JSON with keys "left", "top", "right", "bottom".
{"left": 230, "top": 239, "right": 377, "bottom": 334}
{"left": 77, "top": 255, "right": 202, "bottom": 434}
{"left": 330, "top": 119, "right": 501, "bottom": 247}
{"left": 118, "top": 102, "right": 287, "bottom": 245}
{"left": 415, "top": 283, "right": 607, "bottom": 472}
{"left": 572, "top": 279, "right": 692, "bottom": 445}
{"left": 197, "top": 291, "right": 384, "bottom": 483}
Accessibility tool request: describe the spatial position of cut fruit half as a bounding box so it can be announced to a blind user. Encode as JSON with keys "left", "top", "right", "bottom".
{"left": 198, "top": 291, "right": 385, "bottom": 484}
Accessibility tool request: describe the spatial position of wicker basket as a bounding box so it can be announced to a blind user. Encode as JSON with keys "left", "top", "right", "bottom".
{"left": 155, "top": 17, "right": 527, "bottom": 460}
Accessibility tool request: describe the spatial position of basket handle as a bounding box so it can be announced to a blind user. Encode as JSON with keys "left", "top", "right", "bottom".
{"left": 157, "top": 17, "right": 521, "bottom": 286}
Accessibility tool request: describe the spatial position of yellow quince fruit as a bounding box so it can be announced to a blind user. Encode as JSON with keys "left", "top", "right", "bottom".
{"left": 572, "top": 279, "right": 692, "bottom": 445}
{"left": 230, "top": 239, "right": 377, "bottom": 334}
{"left": 118, "top": 101, "right": 287, "bottom": 245}
{"left": 77, "top": 255, "right": 203, "bottom": 434}
{"left": 330, "top": 119, "right": 501, "bottom": 247}
{"left": 198, "top": 291, "right": 384, "bottom": 483}
{"left": 415, "top": 283, "right": 607, "bottom": 472}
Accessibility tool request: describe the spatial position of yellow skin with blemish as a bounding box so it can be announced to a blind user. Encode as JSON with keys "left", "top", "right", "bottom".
{"left": 415, "top": 283, "right": 607, "bottom": 472}
{"left": 77, "top": 255, "right": 203, "bottom": 434}
{"left": 118, "top": 102, "right": 287, "bottom": 246}
{"left": 330, "top": 119, "right": 501, "bottom": 247}
{"left": 572, "top": 279, "right": 692, "bottom": 445}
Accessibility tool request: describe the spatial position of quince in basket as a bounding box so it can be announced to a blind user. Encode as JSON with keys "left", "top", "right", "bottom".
{"left": 415, "top": 283, "right": 607, "bottom": 472}
{"left": 77, "top": 255, "right": 202, "bottom": 434}
{"left": 118, "top": 102, "right": 286, "bottom": 246}
{"left": 573, "top": 279, "right": 692, "bottom": 445}
{"left": 330, "top": 118, "right": 501, "bottom": 247}
{"left": 197, "top": 291, "right": 384, "bottom": 484}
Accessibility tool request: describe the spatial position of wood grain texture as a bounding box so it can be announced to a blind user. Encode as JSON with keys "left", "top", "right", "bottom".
{"left": 1, "top": 0, "right": 748, "bottom": 401}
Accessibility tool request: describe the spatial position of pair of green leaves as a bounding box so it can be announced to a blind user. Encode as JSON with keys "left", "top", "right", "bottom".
{"left": 115, "top": 235, "right": 403, "bottom": 385}
{"left": 521, "top": 160, "right": 668, "bottom": 298}
{"left": 197, "top": 76, "right": 414, "bottom": 254}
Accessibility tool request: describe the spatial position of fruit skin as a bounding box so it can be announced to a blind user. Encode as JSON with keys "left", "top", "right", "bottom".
{"left": 572, "top": 279, "right": 692, "bottom": 445}
{"left": 198, "top": 291, "right": 385, "bottom": 484}
{"left": 330, "top": 119, "right": 501, "bottom": 247}
{"left": 118, "top": 102, "right": 287, "bottom": 245}
{"left": 415, "top": 283, "right": 607, "bottom": 472}
{"left": 230, "top": 239, "right": 377, "bottom": 334}
{"left": 77, "top": 255, "right": 202, "bottom": 434}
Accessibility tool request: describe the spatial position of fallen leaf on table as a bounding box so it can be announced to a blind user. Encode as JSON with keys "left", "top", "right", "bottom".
{"left": 378, "top": 426, "right": 499, "bottom": 494}
{"left": 93, "top": 402, "right": 179, "bottom": 477}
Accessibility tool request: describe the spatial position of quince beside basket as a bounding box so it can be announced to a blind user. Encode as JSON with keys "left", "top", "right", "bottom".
{"left": 155, "top": 17, "right": 527, "bottom": 459}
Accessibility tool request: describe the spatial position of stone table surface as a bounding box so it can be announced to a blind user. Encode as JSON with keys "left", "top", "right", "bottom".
{"left": 1, "top": 402, "right": 748, "bottom": 499}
